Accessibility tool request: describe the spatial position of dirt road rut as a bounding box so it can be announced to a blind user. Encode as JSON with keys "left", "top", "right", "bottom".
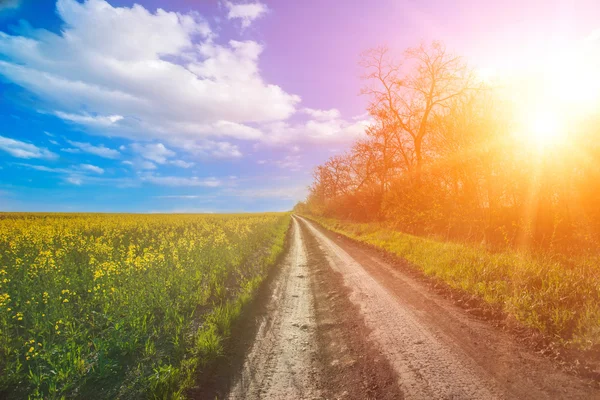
{"left": 227, "top": 217, "right": 320, "bottom": 399}
{"left": 225, "top": 216, "right": 599, "bottom": 399}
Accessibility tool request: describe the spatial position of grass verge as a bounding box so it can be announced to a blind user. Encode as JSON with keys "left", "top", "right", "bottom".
{"left": 304, "top": 215, "right": 600, "bottom": 355}
{"left": 176, "top": 215, "right": 290, "bottom": 399}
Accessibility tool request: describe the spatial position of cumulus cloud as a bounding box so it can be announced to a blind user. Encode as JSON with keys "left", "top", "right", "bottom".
{"left": 131, "top": 143, "right": 175, "bottom": 164}
{"left": 178, "top": 140, "right": 243, "bottom": 158}
{"left": 0, "top": 136, "right": 57, "bottom": 159}
{"left": 0, "top": 0, "right": 369, "bottom": 159}
{"left": 0, "top": 0, "right": 298, "bottom": 149}
{"left": 302, "top": 108, "right": 342, "bottom": 120}
{"left": 264, "top": 112, "right": 372, "bottom": 145}
{"left": 224, "top": 1, "right": 268, "bottom": 29}
{"left": 129, "top": 142, "right": 198, "bottom": 168}
{"left": 66, "top": 140, "right": 120, "bottom": 159}
{"left": 170, "top": 160, "right": 195, "bottom": 168}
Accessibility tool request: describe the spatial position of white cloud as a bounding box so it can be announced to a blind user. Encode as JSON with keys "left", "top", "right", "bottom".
{"left": 67, "top": 140, "right": 120, "bottom": 159}
{"left": 263, "top": 113, "right": 372, "bottom": 145}
{"left": 170, "top": 160, "right": 195, "bottom": 168}
{"left": 79, "top": 163, "right": 104, "bottom": 174}
{"left": 55, "top": 111, "right": 123, "bottom": 126}
{"left": 17, "top": 162, "right": 105, "bottom": 185}
{"left": 131, "top": 143, "right": 175, "bottom": 164}
{"left": 16, "top": 162, "right": 140, "bottom": 187}
{"left": 302, "top": 108, "right": 341, "bottom": 120}
{"left": 178, "top": 140, "right": 242, "bottom": 158}
{"left": 0, "top": 0, "right": 298, "bottom": 148}
{"left": 304, "top": 118, "right": 368, "bottom": 142}
{"left": 0, "top": 0, "right": 370, "bottom": 156}
{"left": 224, "top": 1, "right": 268, "bottom": 29}
{"left": 142, "top": 174, "right": 222, "bottom": 187}
{"left": 66, "top": 176, "right": 82, "bottom": 185}
{"left": 17, "top": 164, "right": 69, "bottom": 173}
{"left": 122, "top": 159, "right": 157, "bottom": 170}
{"left": 129, "top": 143, "right": 194, "bottom": 168}
{"left": 0, "top": 136, "right": 57, "bottom": 159}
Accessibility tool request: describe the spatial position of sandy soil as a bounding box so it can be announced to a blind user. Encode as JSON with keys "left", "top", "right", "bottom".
{"left": 221, "top": 215, "right": 600, "bottom": 399}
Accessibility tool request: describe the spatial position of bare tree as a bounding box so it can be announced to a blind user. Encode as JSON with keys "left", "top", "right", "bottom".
{"left": 361, "top": 42, "right": 475, "bottom": 183}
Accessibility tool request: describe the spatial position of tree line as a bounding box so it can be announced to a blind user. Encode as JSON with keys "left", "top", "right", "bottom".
{"left": 298, "top": 41, "right": 600, "bottom": 252}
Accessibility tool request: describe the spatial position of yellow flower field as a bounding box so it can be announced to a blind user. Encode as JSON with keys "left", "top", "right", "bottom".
{"left": 0, "top": 212, "right": 290, "bottom": 399}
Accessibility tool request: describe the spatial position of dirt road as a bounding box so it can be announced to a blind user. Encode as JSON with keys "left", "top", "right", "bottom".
{"left": 227, "top": 216, "right": 321, "bottom": 399}
{"left": 225, "top": 215, "right": 599, "bottom": 399}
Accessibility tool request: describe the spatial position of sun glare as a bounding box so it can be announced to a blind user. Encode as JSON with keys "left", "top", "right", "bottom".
{"left": 526, "top": 110, "right": 564, "bottom": 149}
{"left": 503, "top": 43, "right": 600, "bottom": 152}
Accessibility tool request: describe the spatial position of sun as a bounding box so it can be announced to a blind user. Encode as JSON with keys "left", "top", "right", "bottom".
{"left": 511, "top": 52, "right": 600, "bottom": 151}
{"left": 483, "top": 39, "right": 600, "bottom": 152}
{"left": 525, "top": 109, "right": 564, "bottom": 149}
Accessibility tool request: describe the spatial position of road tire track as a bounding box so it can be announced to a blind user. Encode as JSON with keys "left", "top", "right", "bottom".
{"left": 298, "top": 215, "right": 599, "bottom": 400}
{"left": 302, "top": 217, "right": 405, "bottom": 400}
{"left": 224, "top": 216, "right": 599, "bottom": 399}
{"left": 227, "top": 217, "right": 321, "bottom": 400}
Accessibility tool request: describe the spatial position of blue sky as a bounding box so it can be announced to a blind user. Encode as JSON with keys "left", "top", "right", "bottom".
{"left": 1, "top": 0, "right": 599, "bottom": 212}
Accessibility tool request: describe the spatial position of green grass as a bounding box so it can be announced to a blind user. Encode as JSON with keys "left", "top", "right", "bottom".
{"left": 306, "top": 215, "right": 600, "bottom": 351}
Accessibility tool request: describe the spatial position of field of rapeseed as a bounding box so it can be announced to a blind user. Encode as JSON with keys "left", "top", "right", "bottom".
{"left": 0, "top": 212, "right": 290, "bottom": 399}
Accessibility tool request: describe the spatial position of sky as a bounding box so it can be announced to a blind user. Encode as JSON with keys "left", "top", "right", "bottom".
{"left": 0, "top": 0, "right": 599, "bottom": 213}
